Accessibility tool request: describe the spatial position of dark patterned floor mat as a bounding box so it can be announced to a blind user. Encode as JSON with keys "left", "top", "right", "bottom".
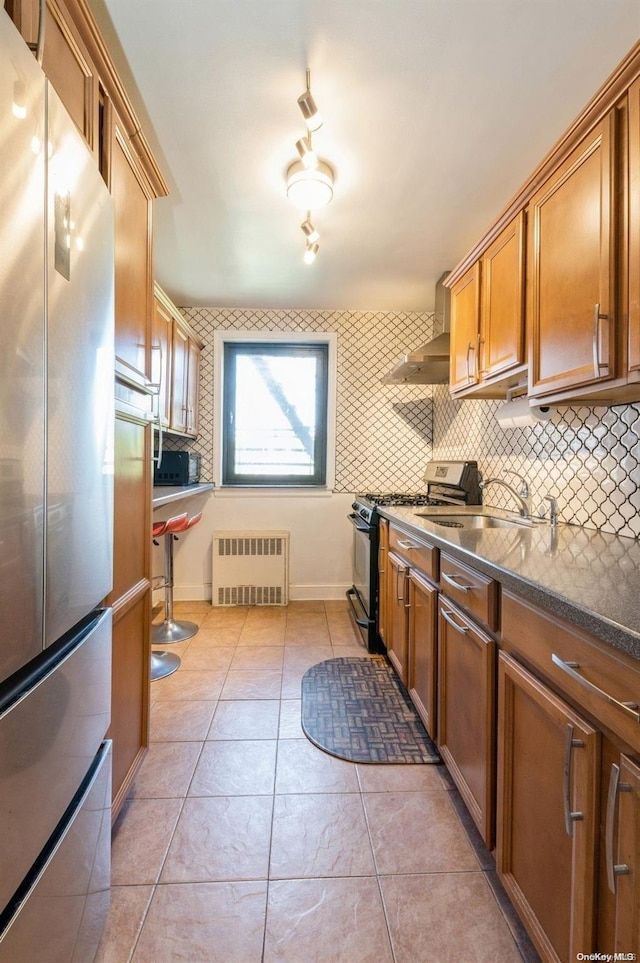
{"left": 301, "top": 656, "right": 440, "bottom": 764}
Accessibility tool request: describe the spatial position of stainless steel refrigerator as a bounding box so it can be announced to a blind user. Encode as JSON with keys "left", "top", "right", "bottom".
{"left": 0, "top": 9, "right": 114, "bottom": 961}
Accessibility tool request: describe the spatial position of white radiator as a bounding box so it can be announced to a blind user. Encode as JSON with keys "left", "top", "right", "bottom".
{"left": 212, "top": 531, "right": 290, "bottom": 606}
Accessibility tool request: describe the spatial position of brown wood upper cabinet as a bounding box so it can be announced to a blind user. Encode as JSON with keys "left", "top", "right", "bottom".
{"left": 155, "top": 284, "right": 202, "bottom": 438}
{"left": 528, "top": 112, "right": 617, "bottom": 401}
{"left": 450, "top": 213, "right": 526, "bottom": 398}
{"left": 628, "top": 75, "right": 640, "bottom": 377}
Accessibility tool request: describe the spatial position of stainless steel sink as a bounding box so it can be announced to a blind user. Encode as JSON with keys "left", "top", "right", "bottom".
{"left": 415, "top": 513, "right": 532, "bottom": 530}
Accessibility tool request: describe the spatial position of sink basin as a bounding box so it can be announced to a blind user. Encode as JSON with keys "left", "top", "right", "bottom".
{"left": 415, "top": 513, "right": 532, "bottom": 530}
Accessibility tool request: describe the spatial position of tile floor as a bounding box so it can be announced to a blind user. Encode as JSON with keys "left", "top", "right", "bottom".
{"left": 96, "top": 601, "right": 540, "bottom": 963}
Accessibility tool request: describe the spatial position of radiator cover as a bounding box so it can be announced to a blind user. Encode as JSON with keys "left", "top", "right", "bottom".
{"left": 212, "top": 531, "right": 289, "bottom": 606}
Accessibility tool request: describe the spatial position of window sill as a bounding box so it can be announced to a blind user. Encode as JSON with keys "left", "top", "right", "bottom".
{"left": 213, "top": 487, "right": 337, "bottom": 498}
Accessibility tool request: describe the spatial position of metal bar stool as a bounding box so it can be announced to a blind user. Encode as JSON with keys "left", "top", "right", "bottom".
{"left": 152, "top": 511, "right": 203, "bottom": 646}
{"left": 150, "top": 513, "right": 189, "bottom": 681}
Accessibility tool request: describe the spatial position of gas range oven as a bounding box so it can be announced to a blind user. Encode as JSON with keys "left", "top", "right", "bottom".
{"left": 346, "top": 461, "right": 480, "bottom": 652}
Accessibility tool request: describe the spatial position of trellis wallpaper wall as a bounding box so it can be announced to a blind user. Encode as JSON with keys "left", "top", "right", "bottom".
{"left": 165, "top": 304, "right": 640, "bottom": 540}
{"left": 167, "top": 306, "right": 438, "bottom": 493}
{"left": 432, "top": 387, "right": 640, "bottom": 539}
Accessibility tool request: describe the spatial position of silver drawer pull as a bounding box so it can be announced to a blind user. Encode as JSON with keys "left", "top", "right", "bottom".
{"left": 397, "top": 539, "right": 419, "bottom": 550}
{"left": 552, "top": 654, "right": 640, "bottom": 723}
{"left": 592, "top": 302, "right": 609, "bottom": 378}
{"left": 606, "top": 763, "right": 631, "bottom": 894}
{"left": 563, "top": 724, "right": 584, "bottom": 837}
{"left": 441, "top": 571, "right": 472, "bottom": 593}
{"left": 441, "top": 608, "right": 470, "bottom": 634}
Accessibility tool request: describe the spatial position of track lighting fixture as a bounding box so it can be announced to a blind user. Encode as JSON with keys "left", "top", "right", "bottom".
{"left": 301, "top": 213, "right": 319, "bottom": 245}
{"left": 295, "top": 134, "right": 318, "bottom": 170}
{"left": 303, "top": 242, "right": 319, "bottom": 264}
{"left": 286, "top": 69, "right": 335, "bottom": 264}
{"left": 297, "top": 69, "right": 322, "bottom": 131}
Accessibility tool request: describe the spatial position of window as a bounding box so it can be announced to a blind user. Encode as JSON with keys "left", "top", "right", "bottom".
{"left": 221, "top": 339, "right": 331, "bottom": 487}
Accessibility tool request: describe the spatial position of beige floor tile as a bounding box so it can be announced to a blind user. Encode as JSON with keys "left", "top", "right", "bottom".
{"left": 263, "top": 877, "right": 394, "bottom": 962}
{"left": 280, "top": 667, "right": 305, "bottom": 700}
{"left": 282, "top": 644, "right": 333, "bottom": 670}
{"left": 238, "top": 621, "right": 287, "bottom": 646}
{"left": 220, "top": 667, "right": 282, "bottom": 700}
{"left": 189, "top": 623, "right": 245, "bottom": 646}
{"left": 189, "top": 739, "right": 277, "bottom": 796}
{"left": 332, "top": 642, "right": 372, "bottom": 658}
{"left": 270, "top": 793, "right": 375, "bottom": 879}
{"left": 356, "top": 762, "right": 446, "bottom": 793}
{"left": 364, "top": 791, "right": 481, "bottom": 875}
{"left": 172, "top": 601, "right": 213, "bottom": 615}
{"left": 110, "top": 797, "right": 183, "bottom": 885}
{"left": 94, "top": 884, "right": 154, "bottom": 963}
{"left": 131, "top": 881, "right": 268, "bottom": 963}
{"left": 287, "top": 600, "right": 326, "bottom": 613}
{"left": 379, "top": 872, "right": 524, "bottom": 963}
{"left": 200, "top": 606, "right": 248, "bottom": 629}
{"left": 161, "top": 796, "right": 273, "bottom": 882}
{"left": 150, "top": 700, "right": 217, "bottom": 742}
{"left": 230, "top": 645, "right": 285, "bottom": 669}
{"left": 207, "top": 699, "right": 280, "bottom": 740}
{"left": 178, "top": 642, "right": 235, "bottom": 672}
{"left": 284, "top": 615, "right": 330, "bottom": 645}
{"left": 153, "top": 669, "right": 226, "bottom": 702}
{"left": 275, "top": 738, "right": 360, "bottom": 794}
{"left": 127, "top": 742, "right": 202, "bottom": 799}
{"left": 325, "top": 615, "right": 363, "bottom": 646}
{"left": 278, "top": 699, "right": 304, "bottom": 738}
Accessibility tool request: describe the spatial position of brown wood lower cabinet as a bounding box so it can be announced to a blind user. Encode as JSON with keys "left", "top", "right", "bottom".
{"left": 385, "top": 551, "right": 409, "bottom": 684}
{"left": 377, "top": 518, "right": 389, "bottom": 648}
{"left": 497, "top": 651, "right": 599, "bottom": 963}
{"left": 407, "top": 569, "right": 437, "bottom": 738}
{"left": 437, "top": 598, "right": 495, "bottom": 847}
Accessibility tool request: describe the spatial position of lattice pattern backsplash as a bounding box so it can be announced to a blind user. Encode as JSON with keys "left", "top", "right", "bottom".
{"left": 163, "top": 304, "right": 640, "bottom": 539}
{"left": 168, "top": 306, "right": 437, "bottom": 494}
{"left": 432, "top": 386, "right": 640, "bottom": 539}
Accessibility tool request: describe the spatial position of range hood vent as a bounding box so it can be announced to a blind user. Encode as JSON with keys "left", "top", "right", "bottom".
{"left": 383, "top": 272, "right": 451, "bottom": 384}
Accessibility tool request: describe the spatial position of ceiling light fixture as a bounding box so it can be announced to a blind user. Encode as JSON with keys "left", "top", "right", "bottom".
{"left": 286, "top": 159, "right": 334, "bottom": 209}
{"left": 295, "top": 134, "right": 318, "bottom": 170}
{"left": 303, "top": 242, "right": 319, "bottom": 265}
{"left": 301, "top": 213, "right": 319, "bottom": 245}
{"left": 297, "top": 69, "right": 322, "bottom": 131}
{"left": 286, "top": 69, "right": 335, "bottom": 264}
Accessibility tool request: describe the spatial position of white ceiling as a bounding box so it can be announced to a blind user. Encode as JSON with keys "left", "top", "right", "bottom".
{"left": 90, "top": 0, "right": 639, "bottom": 312}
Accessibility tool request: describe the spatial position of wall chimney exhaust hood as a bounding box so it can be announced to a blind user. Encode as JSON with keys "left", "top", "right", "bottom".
{"left": 383, "top": 272, "right": 451, "bottom": 384}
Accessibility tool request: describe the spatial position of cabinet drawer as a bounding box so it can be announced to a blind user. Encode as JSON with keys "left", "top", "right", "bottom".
{"left": 439, "top": 553, "right": 498, "bottom": 631}
{"left": 501, "top": 591, "right": 640, "bottom": 752}
{"left": 389, "top": 525, "right": 438, "bottom": 581}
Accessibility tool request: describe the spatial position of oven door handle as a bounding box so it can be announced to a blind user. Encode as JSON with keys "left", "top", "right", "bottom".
{"left": 346, "top": 587, "right": 369, "bottom": 627}
{"left": 347, "top": 513, "right": 372, "bottom": 534}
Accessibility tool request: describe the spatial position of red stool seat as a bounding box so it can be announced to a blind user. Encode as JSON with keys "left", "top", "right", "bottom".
{"left": 152, "top": 511, "right": 203, "bottom": 651}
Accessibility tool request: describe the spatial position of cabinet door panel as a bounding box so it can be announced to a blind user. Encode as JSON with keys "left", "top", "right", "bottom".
{"left": 408, "top": 570, "right": 437, "bottom": 738}
{"left": 377, "top": 519, "right": 389, "bottom": 646}
{"left": 186, "top": 336, "right": 200, "bottom": 435}
{"left": 111, "top": 121, "right": 152, "bottom": 384}
{"left": 42, "top": 0, "right": 97, "bottom": 153}
{"left": 497, "top": 652, "right": 599, "bottom": 963}
{"left": 437, "top": 599, "right": 495, "bottom": 846}
{"left": 152, "top": 297, "right": 172, "bottom": 427}
{"left": 529, "top": 113, "right": 616, "bottom": 398}
{"left": 481, "top": 211, "right": 525, "bottom": 379}
{"left": 449, "top": 263, "right": 481, "bottom": 392}
{"left": 386, "top": 552, "right": 409, "bottom": 683}
{"left": 170, "top": 321, "right": 188, "bottom": 433}
{"left": 629, "top": 76, "right": 640, "bottom": 373}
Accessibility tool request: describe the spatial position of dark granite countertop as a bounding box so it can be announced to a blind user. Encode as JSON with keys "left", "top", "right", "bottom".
{"left": 379, "top": 505, "right": 640, "bottom": 662}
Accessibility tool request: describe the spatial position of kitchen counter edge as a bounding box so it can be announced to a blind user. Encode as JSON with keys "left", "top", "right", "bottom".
{"left": 153, "top": 483, "right": 215, "bottom": 508}
{"left": 379, "top": 505, "right": 640, "bottom": 662}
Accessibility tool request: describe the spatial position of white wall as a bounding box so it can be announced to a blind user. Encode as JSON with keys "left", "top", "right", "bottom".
{"left": 153, "top": 490, "right": 355, "bottom": 601}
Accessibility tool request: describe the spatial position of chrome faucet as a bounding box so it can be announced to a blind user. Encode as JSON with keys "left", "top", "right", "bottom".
{"left": 480, "top": 471, "right": 531, "bottom": 519}
{"left": 543, "top": 495, "right": 559, "bottom": 529}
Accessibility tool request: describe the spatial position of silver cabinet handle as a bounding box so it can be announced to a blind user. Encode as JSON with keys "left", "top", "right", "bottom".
{"left": 563, "top": 724, "right": 584, "bottom": 837}
{"left": 397, "top": 539, "right": 419, "bottom": 551}
{"left": 552, "top": 654, "right": 640, "bottom": 723}
{"left": 441, "top": 571, "right": 472, "bottom": 593}
{"left": 395, "top": 565, "right": 408, "bottom": 604}
{"left": 150, "top": 344, "right": 164, "bottom": 467}
{"left": 466, "top": 341, "right": 475, "bottom": 383}
{"left": 441, "top": 608, "right": 470, "bottom": 634}
{"left": 605, "top": 763, "right": 631, "bottom": 894}
{"left": 592, "top": 302, "right": 609, "bottom": 378}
